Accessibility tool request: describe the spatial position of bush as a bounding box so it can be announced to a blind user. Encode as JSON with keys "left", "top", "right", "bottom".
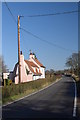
{"left": 2, "top": 75, "right": 61, "bottom": 103}
{"left": 3, "top": 79, "right": 12, "bottom": 86}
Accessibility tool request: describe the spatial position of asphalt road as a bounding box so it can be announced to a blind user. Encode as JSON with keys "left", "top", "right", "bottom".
{"left": 2, "top": 76, "right": 76, "bottom": 119}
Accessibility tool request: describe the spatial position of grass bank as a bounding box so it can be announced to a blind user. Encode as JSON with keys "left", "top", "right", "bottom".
{"left": 0, "top": 87, "right": 2, "bottom": 106}
{"left": 76, "top": 79, "right": 80, "bottom": 117}
{"left": 2, "top": 75, "right": 61, "bottom": 105}
{"left": 72, "top": 74, "right": 80, "bottom": 117}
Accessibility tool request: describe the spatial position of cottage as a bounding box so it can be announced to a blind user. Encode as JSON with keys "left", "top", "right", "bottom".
{"left": 11, "top": 52, "right": 45, "bottom": 84}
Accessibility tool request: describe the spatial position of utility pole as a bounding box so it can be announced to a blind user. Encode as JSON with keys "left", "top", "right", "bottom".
{"left": 18, "top": 15, "right": 21, "bottom": 83}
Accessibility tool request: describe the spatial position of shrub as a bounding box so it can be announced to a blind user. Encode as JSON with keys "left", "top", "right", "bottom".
{"left": 2, "top": 75, "right": 61, "bottom": 103}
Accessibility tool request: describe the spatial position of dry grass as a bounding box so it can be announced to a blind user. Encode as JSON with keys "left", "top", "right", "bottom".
{"left": 2, "top": 76, "right": 61, "bottom": 105}
{"left": 72, "top": 75, "right": 80, "bottom": 117}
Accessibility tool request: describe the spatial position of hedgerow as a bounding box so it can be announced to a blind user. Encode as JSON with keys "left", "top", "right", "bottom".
{"left": 2, "top": 75, "right": 61, "bottom": 104}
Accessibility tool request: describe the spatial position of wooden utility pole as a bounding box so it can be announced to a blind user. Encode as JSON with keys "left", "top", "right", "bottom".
{"left": 18, "top": 15, "right": 21, "bottom": 83}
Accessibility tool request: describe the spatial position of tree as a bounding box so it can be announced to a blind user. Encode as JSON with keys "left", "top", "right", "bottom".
{"left": 45, "top": 70, "right": 50, "bottom": 75}
{"left": 72, "top": 53, "right": 78, "bottom": 70}
{"left": 49, "top": 69, "right": 54, "bottom": 77}
{"left": 65, "top": 56, "right": 73, "bottom": 69}
{"left": 65, "top": 53, "right": 78, "bottom": 75}
{"left": 50, "top": 69, "right": 54, "bottom": 74}
{"left": 0, "top": 56, "right": 8, "bottom": 73}
{"left": 45, "top": 69, "right": 54, "bottom": 78}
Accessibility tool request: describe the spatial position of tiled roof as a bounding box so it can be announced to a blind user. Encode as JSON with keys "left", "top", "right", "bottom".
{"left": 25, "top": 60, "right": 39, "bottom": 68}
{"left": 33, "top": 58, "right": 45, "bottom": 68}
{"left": 35, "top": 68, "right": 42, "bottom": 76}
{"left": 24, "top": 60, "right": 42, "bottom": 76}
{"left": 25, "top": 60, "right": 35, "bottom": 73}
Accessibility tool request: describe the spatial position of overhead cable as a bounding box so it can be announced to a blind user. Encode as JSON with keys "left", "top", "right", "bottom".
{"left": 4, "top": 0, "right": 17, "bottom": 24}
{"left": 23, "top": 10, "right": 79, "bottom": 18}
{"left": 20, "top": 27, "right": 75, "bottom": 52}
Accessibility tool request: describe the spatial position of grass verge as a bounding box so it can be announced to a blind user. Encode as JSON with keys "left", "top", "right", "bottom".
{"left": 2, "top": 76, "right": 61, "bottom": 105}
{"left": 72, "top": 74, "right": 80, "bottom": 117}
{"left": 76, "top": 80, "right": 80, "bottom": 117}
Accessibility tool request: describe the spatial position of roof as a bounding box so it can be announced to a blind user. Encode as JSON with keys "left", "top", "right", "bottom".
{"left": 24, "top": 60, "right": 39, "bottom": 68}
{"left": 24, "top": 60, "right": 42, "bottom": 76}
{"left": 25, "top": 60, "right": 35, "bottom": 73}
{"left": 33, "top": 58, "right": 45, "bottom": 68}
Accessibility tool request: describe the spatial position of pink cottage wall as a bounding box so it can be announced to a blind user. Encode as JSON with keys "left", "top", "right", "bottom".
{"left": 27, "top": 74, "right": 33, "bottom": 82}
{"left": 20, "top": 54, "right": 28, "bottom": 83}
{"left": 14, "top": 53, "right": 45, "bottom": 84}
{"left": 15, "top": 54, "right": 33, "bottom": 84}
{"left": 15, "top": 66, "right": 19, "bottom": 84}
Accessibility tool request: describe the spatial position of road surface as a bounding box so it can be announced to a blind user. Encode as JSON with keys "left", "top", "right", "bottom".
{"left": 2, "top": 76, "right": 77, "bottom": 119}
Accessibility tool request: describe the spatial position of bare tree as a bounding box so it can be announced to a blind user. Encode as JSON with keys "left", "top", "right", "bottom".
{"left": 65, "top": 53, "right": 78, "bottom": 75}
{"left": 0, "top": 56, "right": 8, "bottom": 73}
{"left": 72, "top": 53, "right": 78, "bottom": 70}
{"left": 66, "top": 56, "right": 73, "bottom": 69}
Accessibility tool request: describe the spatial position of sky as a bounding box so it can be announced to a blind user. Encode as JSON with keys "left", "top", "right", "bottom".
{"left": 2, "top": 2, "right": 78, "bottom": 71}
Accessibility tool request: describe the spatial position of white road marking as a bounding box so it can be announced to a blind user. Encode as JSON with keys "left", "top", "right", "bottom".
{"left": 2, "top": 78, "right": 62, "bottom": 107}
{"left": 73, "top": 78, "right": 77, "bottom": 117}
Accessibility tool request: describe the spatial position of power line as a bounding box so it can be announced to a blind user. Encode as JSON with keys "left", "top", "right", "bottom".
{"left": 20, "top": 27, "right": 75, "bottom": 52}
{"left": 4, "top": 0, "right": 17, "bottom": 24}
{"left": 23, "top": 10, "right": 79, "bottom": 18}
{"left": 4, "top": 1, "right": 77, "bottom": 52}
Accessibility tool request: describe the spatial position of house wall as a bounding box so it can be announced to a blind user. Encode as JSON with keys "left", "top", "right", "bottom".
{"left": 24, "top": 62, "right": 33, "bottom": 81}
{"left": 14, "top": 55, "right": 28, "bottom": 84}
{"left": 15, "top": 76, "right": 19, "bottom": 84}
{"left": 20, "top": 54, "right": 28, "bottom": 83}
{"left": 13, "top": 54, "right": 45, "bottom": 84}
{"left": 40, "top": 67, "right": 45, "bottom": 78}
{"left": 29, "top": 57, "right": 45, "bottom": 79}
{"left": 15, "top": 66, "right": 19, "bottom": 84}
{"left": 33, "top": 75, "right": 40, "bottom": 80}
{"left": 27, "top": 74, "right": 33, "bottom": 82}
{"left": 3, "top": 73, "right": 9, "bottom": 79}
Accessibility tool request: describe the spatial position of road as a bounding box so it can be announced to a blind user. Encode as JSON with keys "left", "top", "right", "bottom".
{"left": 2, "top": 76, "right": 77, "bottom": 119}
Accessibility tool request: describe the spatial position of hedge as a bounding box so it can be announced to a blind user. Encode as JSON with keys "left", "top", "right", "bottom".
{"left": 2, "top": 75, "right": 61, "bottom": 103}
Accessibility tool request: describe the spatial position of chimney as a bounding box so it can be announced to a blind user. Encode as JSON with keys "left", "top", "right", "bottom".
{"left": 20, "top": 51, "right": 22, "bottom": 55}
{"left": 20, "top": 51, "right": 24, "bottom": 62}
{"left": 29, "top": 50, "right": 35, "bottom": 59}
